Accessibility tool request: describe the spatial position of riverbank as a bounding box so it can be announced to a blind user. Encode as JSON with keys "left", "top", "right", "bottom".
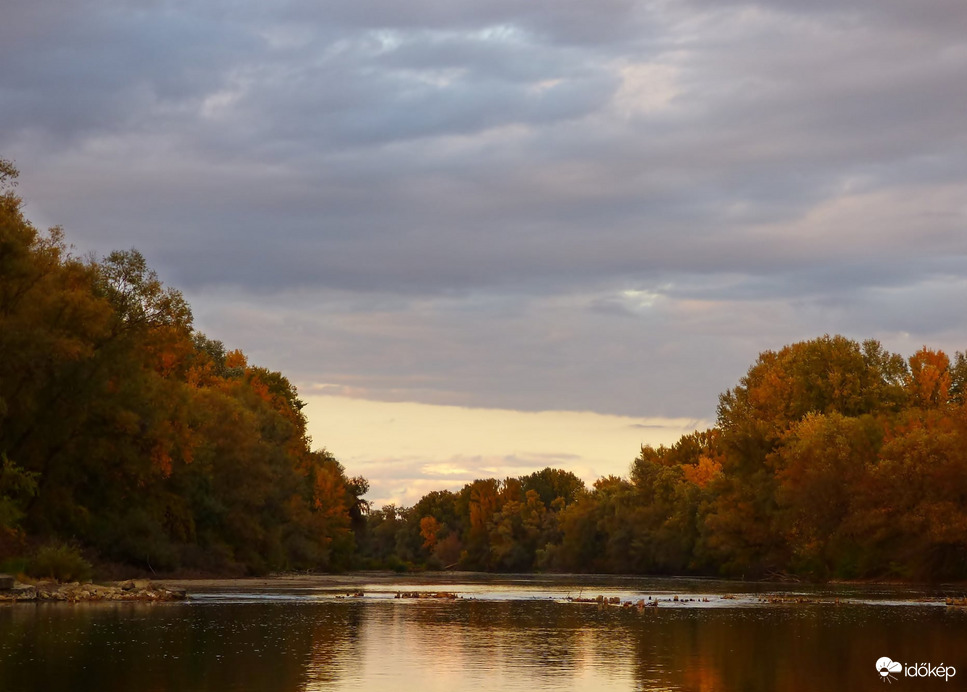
{"left": 152, "top": 570, "right": 967, "bottom": 592}
{"left": 148, "top": 570, "right": 967, "bottom": 608}
{"left": 4, "top": 570, "right": 961, "bottom": 604}
{"left": 0, "top": 575, "right": 187, "bottom": 603}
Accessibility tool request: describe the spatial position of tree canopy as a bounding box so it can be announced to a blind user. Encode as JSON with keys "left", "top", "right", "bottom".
{"left": 0, "top": 159, "right": 363, "bottom": 574}
{"left": 361, "top": 336, "right": 967, "bottom": 582}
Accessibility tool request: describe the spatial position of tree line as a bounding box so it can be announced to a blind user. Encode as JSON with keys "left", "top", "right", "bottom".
{"left": 0, "top": 160, "right": 366, "bottom": 575}
{"left": 363, "top": 335, "right": 967, "bottom": 581}
{"left": 4, "top": 157, "right": 966, "bottom": 581}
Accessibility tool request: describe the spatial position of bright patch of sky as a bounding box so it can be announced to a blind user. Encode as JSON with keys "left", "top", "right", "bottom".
{"left": 303, "top": 395, "right": 707, "bottom": 507}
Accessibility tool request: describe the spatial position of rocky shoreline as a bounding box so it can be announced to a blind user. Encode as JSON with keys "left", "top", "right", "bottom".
{"left": 0, "top": 574, "right": 187, "bottom": 603}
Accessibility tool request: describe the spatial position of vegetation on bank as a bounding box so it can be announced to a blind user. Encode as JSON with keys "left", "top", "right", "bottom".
{"left": 0, "top": 160, "right": 366, "bottom": 577}
{"left": 3, "top": 157, "right": 967, "bottom": 582}
{"left": 366, "top": 336, "right": 967, "bottom": 582}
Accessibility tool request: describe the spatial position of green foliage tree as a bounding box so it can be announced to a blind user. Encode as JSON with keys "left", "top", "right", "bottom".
{"left": 0, "top": 454, "right": 38, "bottom": 561}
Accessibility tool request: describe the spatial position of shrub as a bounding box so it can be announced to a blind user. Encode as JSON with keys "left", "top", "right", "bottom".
{"left": 27, "top": 543, "right": 93, "bottom": 582}
{"left": 0, "top": 556, "right": 27, "bottom": 576}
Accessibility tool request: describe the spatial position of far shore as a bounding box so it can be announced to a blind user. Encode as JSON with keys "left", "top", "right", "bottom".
{"left": 152, "top": 570, "right": 967, "bottom": 592}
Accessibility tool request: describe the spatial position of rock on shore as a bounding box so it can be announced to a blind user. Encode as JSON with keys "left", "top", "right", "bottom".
{"left": 0, "top": 577, "right": 187, "bottom": 603}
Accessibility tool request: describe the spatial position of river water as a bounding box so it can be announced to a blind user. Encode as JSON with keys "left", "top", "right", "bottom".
{"left": 0, "top": 574, "right": 964, "bottom": 691}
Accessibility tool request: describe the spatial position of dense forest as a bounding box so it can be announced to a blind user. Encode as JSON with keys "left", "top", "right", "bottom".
{"left": 364, "top": 337, "right": 967, "bottom": 581}
{"left": 0, "top": 160, "right": 366, "bottom": 576}
{"left": 3, "top": 158, "right": 967, "bottom": 581}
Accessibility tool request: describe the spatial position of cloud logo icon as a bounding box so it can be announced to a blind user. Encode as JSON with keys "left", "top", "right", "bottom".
{"left": 877, "top": 657, "right": 903, "bottom": 679}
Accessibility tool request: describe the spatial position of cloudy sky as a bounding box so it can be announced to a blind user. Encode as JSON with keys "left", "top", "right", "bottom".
{"left": 4, "top": 0, "right": 966, "bottom": 504}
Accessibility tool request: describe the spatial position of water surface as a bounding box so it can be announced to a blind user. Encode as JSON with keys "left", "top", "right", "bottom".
{"left": 1, "top": 574, "right": 964, "bottom": 691}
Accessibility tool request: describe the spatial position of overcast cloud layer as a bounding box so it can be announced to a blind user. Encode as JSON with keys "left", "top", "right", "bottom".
{"left": 4, "top": 0, "right": 967, "bottom": 420}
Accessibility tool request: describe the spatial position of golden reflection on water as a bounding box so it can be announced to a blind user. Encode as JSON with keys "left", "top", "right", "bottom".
{"left": 304, "top": 602, "right": 639, "bottom": 692}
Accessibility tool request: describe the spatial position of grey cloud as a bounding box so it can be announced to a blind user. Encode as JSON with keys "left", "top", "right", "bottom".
{"left": 680, "top": 0, "right": 967, "bottom": 35}
{"left": 282, "top": 0, "right": 662, "bottom": 47}
{"left": 4, "top": 0, "right": 967, "bottom": 420}
{"left": 186, "top": 263, "right": 967, "bottom": 420}
{"left": 186, "top": 285, "right": 743, "bottom": 418}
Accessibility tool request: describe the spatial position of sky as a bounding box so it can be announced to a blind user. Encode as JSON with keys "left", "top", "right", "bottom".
{"left": 3, "top": 0, "right": 966, "bottom": 505}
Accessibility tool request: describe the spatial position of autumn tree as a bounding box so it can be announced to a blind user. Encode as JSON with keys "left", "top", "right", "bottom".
{"left": 0, "top": 159, "right": 366, "bottom": 574}
{"left": 905, "top": 347, "right": 951, "bottom": 408}
{"left": 772, "top": 412, "right": 881, "bottom": 579}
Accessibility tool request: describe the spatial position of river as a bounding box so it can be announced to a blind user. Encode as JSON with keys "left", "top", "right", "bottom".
{"left": 0, "top": 574, "right": 964, "bottom": 691}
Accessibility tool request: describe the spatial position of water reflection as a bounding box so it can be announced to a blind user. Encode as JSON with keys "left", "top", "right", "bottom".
{"left": 1, "top": 583, "right": 965, "bottom": 692}
{"left": 0, "top": 602, "right": 358, "bottom": 692}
